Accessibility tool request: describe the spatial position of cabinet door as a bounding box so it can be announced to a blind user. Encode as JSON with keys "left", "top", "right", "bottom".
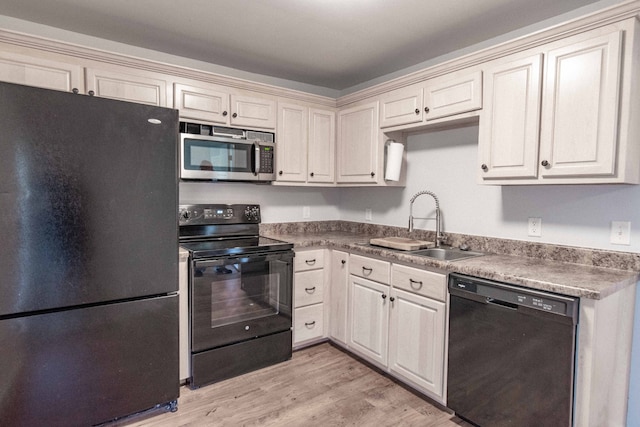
{"left": 388, "top": 288, "right": 446, "bottom": 402}
{"left": 230, "top": 94, "right": 276, "bottom": 129}
{"left": 539, "top": 31, "right": 622, "bottom": 178}
{"left": 478, "top": 54, "right": 543, "bottom": 180}
{"left": 337, "top": 101, "right": 379, "bottom": 183}
{"left": 0, "top": 51, "right": 83, "bottom": 93}
{"left": 424, "top": 70, "right": 482, "bottom": 121}
{"left": 329, "top": 250, "right": 349, "bottom": 346}
{"left": 174, "top": 83, "right": 229, "bottom": 123}
{"left": 308, "top": 108, "right": 336, "bottom": 183}
{"left": 276, "top": 103, "right": 308, "bottom": 182}
{"left": 85, "top": 68, "right": 168, "bottom": 106}
{"left": 348, "top": 275, "right": 389, "bottom": 366}
{"left": 379, "top": 85, "right": 423, "bottom": 128}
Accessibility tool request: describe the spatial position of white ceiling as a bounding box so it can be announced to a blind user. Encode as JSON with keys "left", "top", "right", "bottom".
{"left": 0, "top": 0, "right": 604, "bottom": 90}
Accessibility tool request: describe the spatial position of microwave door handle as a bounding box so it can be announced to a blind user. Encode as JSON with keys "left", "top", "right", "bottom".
{"left": 253, "top": 141, "right": 260, "bottom": 176}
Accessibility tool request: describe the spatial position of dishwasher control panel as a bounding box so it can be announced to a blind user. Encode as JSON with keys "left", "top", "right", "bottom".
{"left": 449, "top": 273, "right": 578, "bottom": 319}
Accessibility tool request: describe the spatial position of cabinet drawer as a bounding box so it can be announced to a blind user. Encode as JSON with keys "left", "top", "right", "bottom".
{"left": 295, "top": 249, "right": 325, "bottom": 272}
{"left": 392, "top": 264, "right": 446, "bottom": 301}
{"left": 294, "top": 304, "right": 324, "bottom": 344}
{"left": 349, "top": 254, "right": 390, "bottom": 284}
{"left": 295, "top": 270, "right": 324, "bottom": 307}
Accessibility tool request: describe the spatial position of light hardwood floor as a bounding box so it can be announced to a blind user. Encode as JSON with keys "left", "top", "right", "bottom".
{"left": 120, "top": 343, "right": 471, "bottom": 427}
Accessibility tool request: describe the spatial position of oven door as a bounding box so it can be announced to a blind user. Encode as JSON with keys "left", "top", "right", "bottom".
{"left": 190, "top": 250, "right": 293, "bottom": 352}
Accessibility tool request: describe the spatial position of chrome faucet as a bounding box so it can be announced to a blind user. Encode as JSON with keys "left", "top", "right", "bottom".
{"left": 408, "top": 190, "right": 443, "bottom": 247}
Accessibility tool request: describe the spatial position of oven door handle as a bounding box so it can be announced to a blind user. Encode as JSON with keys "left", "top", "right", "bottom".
{"left": 193, "top": 251, "right": 294, "bottom": 268}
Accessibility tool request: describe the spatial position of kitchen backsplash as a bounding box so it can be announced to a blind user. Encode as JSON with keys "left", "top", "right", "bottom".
{"left": 261, "top": 220, "right": 640, "bottom": 272}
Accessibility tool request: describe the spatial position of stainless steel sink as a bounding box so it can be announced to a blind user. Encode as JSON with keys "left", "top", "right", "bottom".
{"left": 409, "top": 247, "right": 484, "bottom": 261}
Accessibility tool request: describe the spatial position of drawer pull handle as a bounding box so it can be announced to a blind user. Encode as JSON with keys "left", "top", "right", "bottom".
{"left": 305, "top": 259, "right": 316, "bottom": 265}
{"left": 362, "top": 267, "right": 373, "bottom": 274}
{"left": 409, "top": 278, "right": 423, "bottom": 287}
{"left": 304, "top": 321, "right": 316, "bottom": 327}
{"left": 304, "top": 287, "right": 316, "bottom": 293}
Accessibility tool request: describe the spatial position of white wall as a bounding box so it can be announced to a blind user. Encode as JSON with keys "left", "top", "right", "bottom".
{"left": 340, "top": 124, "right": 640, "bottom": 253}
{"left": 179, "top": 182, "right": 341, "bottom": 223}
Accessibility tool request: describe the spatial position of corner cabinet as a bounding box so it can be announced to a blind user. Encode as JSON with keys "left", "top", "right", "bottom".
{"left": 479, "top": 19, "right": 640, "bottom": 184}
{"left": 337, "top": 101, "right": 379, "bottom": 183}
{"left": 275, "top": 103, "right": 335, "bottom": 184}
{"left": 328, "top": 250, "right": 349, "bottom": 346}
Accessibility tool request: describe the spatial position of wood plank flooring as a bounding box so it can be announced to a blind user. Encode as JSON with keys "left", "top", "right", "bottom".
{"left": 119, "top": 343, "right": 471, "bottom": 427}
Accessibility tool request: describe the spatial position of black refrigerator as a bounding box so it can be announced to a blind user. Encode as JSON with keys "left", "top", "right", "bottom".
{"left": 0, "top": 82, "right": 180, "bottom": 426}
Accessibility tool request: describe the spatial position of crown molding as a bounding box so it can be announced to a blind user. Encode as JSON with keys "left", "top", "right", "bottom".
{"left": 0, "top": 27, "right": 337, "bottom": 108}
{"left": 337, "top": 0, "right": 640, "bottom": 107}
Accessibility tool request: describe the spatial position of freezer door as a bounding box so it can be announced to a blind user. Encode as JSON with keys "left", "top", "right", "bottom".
{"left": 0, "top": 295, "right": 179, "bottom": 426}
{"left": 0, "top": 82, "right": 179, "bottom": 315}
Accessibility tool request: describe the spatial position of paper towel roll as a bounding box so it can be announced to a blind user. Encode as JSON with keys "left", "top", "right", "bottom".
{"left": 385, "top": 141, "right": 404, "bottom": 181}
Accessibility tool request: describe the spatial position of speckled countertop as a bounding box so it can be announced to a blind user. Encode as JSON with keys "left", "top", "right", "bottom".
{"left": 261, "top": 227, "right": 639, "bottom": 300}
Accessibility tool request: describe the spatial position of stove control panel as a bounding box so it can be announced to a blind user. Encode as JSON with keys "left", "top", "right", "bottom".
{"left": 179, "top": 204, "right": 261, "bottom": 225}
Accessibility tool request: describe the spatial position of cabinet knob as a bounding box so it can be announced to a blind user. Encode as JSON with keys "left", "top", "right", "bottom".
{"left": 415, "top": 108, "right": 420, "bottom": 114}
{"left": 370, "top": 172, "right": 375, "bottom": 177}
{"left": 278, "top": 170, "right": 283, "bottom": 175}
{"left": 381, "top": 294, "right": 387, "bottom": 300}
{"left": 88, "top": 90, "right": 95, "bottom": 96}
{"left": 481, "top": 164, "right": 489, "bottom": 172}
{"left": 232, "top": 112, "right": 238, "bottom": 118}
{"left": 389, "top": 296, "right": 395, "bottom": 302}
{"left": 71, "top": 88, "right": 79, "bottom": 94}
{"left": 341, "top": 259, "right": 346, "bottom": 265}
{"left": 541, "top": 160, "right": 550, "bottom": 167}
{"left": 310, "top": 172, "right": 314, "bottom": 177}
{"left": 222, "top": 111, "right": 228, "bottom": 117}
{"left": 424, "top": 107, "right": 430, "bottom": 113}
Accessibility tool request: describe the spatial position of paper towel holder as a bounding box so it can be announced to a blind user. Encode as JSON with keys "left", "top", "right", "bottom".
{"left": 385, "top": 139, "right": 404, "bottom": 181}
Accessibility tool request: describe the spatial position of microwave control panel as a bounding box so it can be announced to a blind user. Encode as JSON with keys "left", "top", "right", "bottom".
{"left": 260, "top": 146, "right": 274, "bottom": 173}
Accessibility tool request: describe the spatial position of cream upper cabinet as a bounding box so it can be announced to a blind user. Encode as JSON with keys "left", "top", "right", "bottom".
{"left": 479, "top": 20, "right": 639, "bottom": 184}
{"left": 0, "top": 51, "right": 84, "bottom": 93}
{"left": 85, "top": 67, "right": 168, "bottom": 106}
{"left": 379, "top": 70, "right": 482, "bottom": 129}
{"left": 308, "top": 108, "right": 336, "bottom": 183}
{"left": 276, "top": 102, "right": 308, "bottom": 182}
{"left": 230, "top": 94, "right": 276, "bottom": 129}
{"left": 538, "top": 31, "right": 621, "bottom": 178}
{"left": 174, "top": 83, "right": 229, "bottom": 123}
{"left": 478, "top": 54, "right": 543, "bottom": 179}
{"left": 174, "top": 83, "right": 275, "bottom": 129}
{"left": 276, "top": 104, "right": 335, "bottom": 184}
{"left": 337, "top": 101, "right": 379, "bottom": 183}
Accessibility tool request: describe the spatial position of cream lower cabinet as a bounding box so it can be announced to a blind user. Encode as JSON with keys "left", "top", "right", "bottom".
{"left": 389, "top": 264, "right": 447, "bottom": 402}
{"left": 328, "top": 250, "right": 349, "bottom": 346}
{"left": 293, "top": 249, "right": 326, "bottom": 348}
{"left": 479, "top": 19, "right": 640, "bottom": 184}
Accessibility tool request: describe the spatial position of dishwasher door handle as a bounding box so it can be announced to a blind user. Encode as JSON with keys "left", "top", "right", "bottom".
{"left": 486, "top": 297, "right": 518, "bottom": 310}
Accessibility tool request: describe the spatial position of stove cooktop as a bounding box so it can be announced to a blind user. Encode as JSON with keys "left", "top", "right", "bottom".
{"left": 180, "top": 236, "right": 293, "bottom": 259}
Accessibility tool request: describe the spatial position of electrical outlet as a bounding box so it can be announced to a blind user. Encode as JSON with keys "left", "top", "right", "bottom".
{"left": 302, "top": 206, "right": 311, "bottom": 219}
{"left": 611, "top": 221, "right": 631, "bottom": 245}
{"left": 365, "top": 208, "right": 372, "bottom": 221}
{"left": 528, "top": 217, "right": 542, "bottom": 237}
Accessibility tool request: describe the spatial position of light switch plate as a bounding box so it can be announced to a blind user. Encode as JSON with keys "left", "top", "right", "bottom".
{"left": 365, "top": 208, "right": 372, "bottom": 221}
{"left": 303, "top": 206, "right": 311, "bottom": 219}
{"left": 611, "top": 221, "right": 631, "bottom": 245}
{"left": 528, "top": 217, "right": 542, "bottom": 237}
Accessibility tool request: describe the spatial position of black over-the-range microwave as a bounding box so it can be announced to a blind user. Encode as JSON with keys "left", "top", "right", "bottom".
{"left": 179, "top": 121, "right": 276, "bottom": 182}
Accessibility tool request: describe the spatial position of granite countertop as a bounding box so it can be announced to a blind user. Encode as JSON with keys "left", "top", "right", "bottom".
{"left": 262, "top": 230, "right": 639, "bottom": 300}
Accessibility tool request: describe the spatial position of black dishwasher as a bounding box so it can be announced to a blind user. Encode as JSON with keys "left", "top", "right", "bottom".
{"left": 447, "top": 273, "right": 579, "bottom": 427}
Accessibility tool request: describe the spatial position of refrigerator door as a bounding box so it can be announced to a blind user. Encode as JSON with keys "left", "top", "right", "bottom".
{"left": 0, "top": 82, "right": 178, "bottom": 316}
{"left": 0, "top": 295, "right": 179, "bottom": 426}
